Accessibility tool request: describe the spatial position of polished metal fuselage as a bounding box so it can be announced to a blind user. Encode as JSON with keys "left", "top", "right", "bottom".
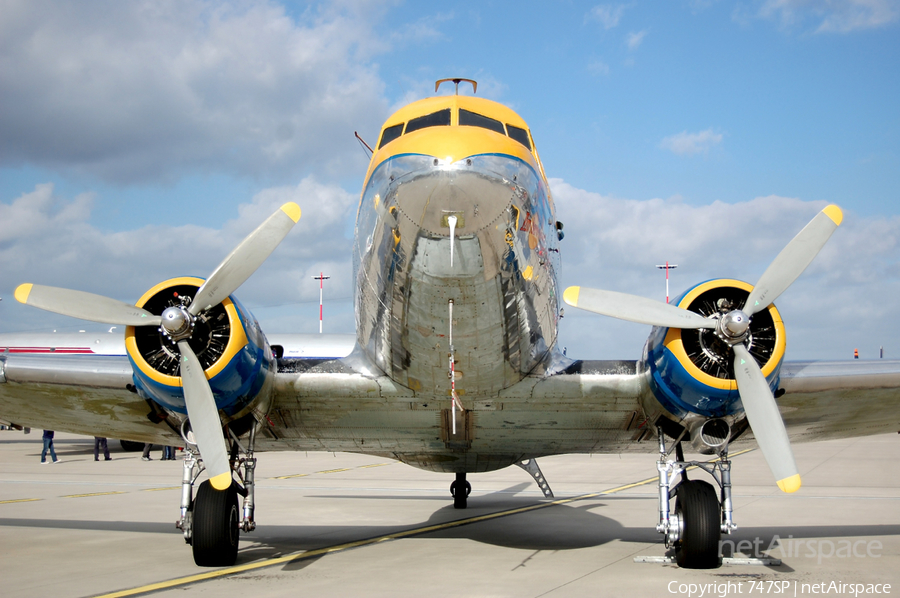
{"left": 354, "top": 153, "right": 562, "bottom": 399}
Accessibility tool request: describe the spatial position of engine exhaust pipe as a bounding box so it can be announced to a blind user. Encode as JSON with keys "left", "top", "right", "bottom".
{"left": 690, "top": 418, "right": 731, "bottom": 455}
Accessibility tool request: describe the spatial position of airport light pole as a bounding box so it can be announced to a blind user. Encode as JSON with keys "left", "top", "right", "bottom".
{"left": 656, "top": 262, "right": 678, "bottom": 304}
{"left": 312, "top": 273, "right": 330, "bottom": 333}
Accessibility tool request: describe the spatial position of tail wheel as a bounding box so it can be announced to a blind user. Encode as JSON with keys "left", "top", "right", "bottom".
{"left": 674, "top": 480, "right": 720, "bottom": 569}
{"left": 450, "top": 474, "right": 471, "bottom": 509}
{"left": 192, "top": 480, "right": 239, "bottom": 567}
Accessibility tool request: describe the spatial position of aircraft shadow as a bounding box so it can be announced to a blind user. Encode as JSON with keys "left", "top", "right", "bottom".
{"left": 2, "top": 487, "right": 897, "bottom": 571}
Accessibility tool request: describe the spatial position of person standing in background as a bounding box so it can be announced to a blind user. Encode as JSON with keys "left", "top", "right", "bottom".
{"left": 41, "top": 430, "right": 59, "bottom": 464}
{"left": 94, "top": 436, "right": 111, "bottom": 461}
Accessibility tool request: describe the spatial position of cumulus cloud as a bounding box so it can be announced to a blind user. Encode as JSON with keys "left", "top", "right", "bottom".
{"left": 0, "top": 177, "right": 356, "bottom": 334}
{"left": 4, "top": 178, "right": 899, "bottom": 359}
{"left": 588, "top": 59, "right": 612, "bottom": 76}
{"left": 659, "top": 129, "right": 723, "bottom": 155}
{"left": 586, "top": 4, "right": 630, "bottom": 29}
{"left": 550, "top": 180, "right": 900, "bottom": 360}
{"left": 758, "top": 0, "right": 899, "bottom": 33}
{"left": 0, "top": 0, "right": 395, "bottom": 184}
{"left": 626, "top": 29, "right": 647, "bottom": 49}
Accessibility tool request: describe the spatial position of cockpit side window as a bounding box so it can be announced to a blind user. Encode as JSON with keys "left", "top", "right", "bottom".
{"left": 459, "top": 109, "right": 506, "bottom": 135}
{"left": 506, "top": 124, "right": 532, "bottom": 151}
{"left": 378, "top": 123, "right": 404, "bottom": 149}
{"left": 405, "top": 109, "right": 451, "bottom": 134}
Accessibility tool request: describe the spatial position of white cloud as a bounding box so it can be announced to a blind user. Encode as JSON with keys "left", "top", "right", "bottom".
{"left": 758, "top": 0, "right": 899, "bottom": 33}
{"left": 586, "top": 4, "right": 629, "bottom": 29}
{"left": 4, "top": 178, "right": 899, "bottom": 360}
{"left": 0, "top": 178, "right": 356, "bottom": 334}
{"left": 0, "top": 0, "right": 395, "bottom": 184}
{"left": 626, "top": 29, "right": 647, "bottom": 49}
{"left": 550, "top": 180, "right": 900, "bottom": 360}
{"left": 659, "top": 129, "right": 724, "bottom": 155}
{"left": 588, "top": 59, "right": 612, "bottom": 76}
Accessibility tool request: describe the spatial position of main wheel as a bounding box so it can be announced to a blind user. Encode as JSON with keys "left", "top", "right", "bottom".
{"left": 119, "top": 439, "right": 144, "bottom": 452}
{"left": 674, "top": 480, "right": 721, "bottom": 569}
{"left": 192, "top": 480, "right": 240, "bottom": 567}
{"left": 450, "top": 473, "right": 471, "bottom": 509}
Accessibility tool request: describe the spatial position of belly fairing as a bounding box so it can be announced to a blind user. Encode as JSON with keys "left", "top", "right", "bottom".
{"left": 354, "top": 154, "right": 561, "bottom": 396}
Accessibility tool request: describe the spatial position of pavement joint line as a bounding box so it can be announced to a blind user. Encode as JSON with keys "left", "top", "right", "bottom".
{"left": 91, "top": 451, "right": 759, "bottom": 598}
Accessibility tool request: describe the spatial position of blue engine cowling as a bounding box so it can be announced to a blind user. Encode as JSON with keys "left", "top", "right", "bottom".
{"left": 643, "top": 279, "right": 786, "bottom": 422}
{"left": 124, "top": 277, "right": 275, "bottom": 420}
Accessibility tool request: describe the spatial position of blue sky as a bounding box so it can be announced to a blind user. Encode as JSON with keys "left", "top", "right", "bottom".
{"left": 1, "top": 0, "right": 898, "bottom": 360}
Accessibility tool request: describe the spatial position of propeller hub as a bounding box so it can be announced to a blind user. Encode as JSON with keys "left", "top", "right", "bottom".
{"left": 160, "top": 306, "right": 194, "bottom": 342}
{"left": 716, "top": 309, "right": 750, "bottom": 343}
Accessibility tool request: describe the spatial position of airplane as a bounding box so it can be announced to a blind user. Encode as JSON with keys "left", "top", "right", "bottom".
{"left": 2, "top": 77, "right": 899, "bottom": 569}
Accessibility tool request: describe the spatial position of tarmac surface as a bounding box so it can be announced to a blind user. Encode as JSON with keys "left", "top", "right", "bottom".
{"left": 0, "top": 430, "right": 897, "bottom": 598}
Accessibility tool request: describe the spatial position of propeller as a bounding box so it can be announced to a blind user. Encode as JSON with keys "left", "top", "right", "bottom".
{"left": 15, "top": 202, "right": 301, "bottom": 490}
{"left": 563, "top": 204, "right": 842, "bottom": 492}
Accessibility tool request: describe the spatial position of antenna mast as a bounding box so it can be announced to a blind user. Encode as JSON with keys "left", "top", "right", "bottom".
{"left": 435, "top": 78, "right": 478, "bottom": 95}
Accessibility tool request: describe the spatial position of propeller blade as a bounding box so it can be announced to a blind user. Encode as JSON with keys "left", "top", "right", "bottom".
{"left": 189, "top": 202, "right": 301, "bottom": 316}
{"left": 14, "top": 283, "right": 162, "bottom": 327}
{"left": 176, "top": 340, "right": 232, "bottom": 490}
{"left": 745, "top": 205, "right": 842, "bottom": 315}
{"left": 732, "top": 343, "right": 801, "bottom": 493}
{"left": 563, "top": 286, "right": 717, "bottom": 330}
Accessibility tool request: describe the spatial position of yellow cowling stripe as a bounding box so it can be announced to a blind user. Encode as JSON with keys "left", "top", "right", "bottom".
{"left": 664, "top": 279, "right": 786, "bottom": 391}
{"left": 777, "top": 474, "right": 802, "bottom": 493}
{"left": 124, "top": 276, "right": 248, "bottom": 386}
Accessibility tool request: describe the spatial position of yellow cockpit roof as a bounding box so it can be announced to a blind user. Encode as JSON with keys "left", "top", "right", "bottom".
{"left": 383, "top": 95, "right": 529, "bottom": 130}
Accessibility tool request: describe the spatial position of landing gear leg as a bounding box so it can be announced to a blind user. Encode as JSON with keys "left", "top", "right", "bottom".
{"left": 175, "top": 419, "right": 259, "bottom": 566}
{"left": 450, "top": 472, "right": 471, "bottom": 509}
{"left": 655, "top": 426, "right": 734, "bottom": 569}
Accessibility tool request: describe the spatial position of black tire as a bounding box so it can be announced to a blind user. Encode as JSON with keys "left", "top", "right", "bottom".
{"left": 674, "top": 480, "right": 721, "bottom": 569}
{"left": 119, "top": 440, "right": 144, "bottom": 452}
{"left": 192, "top": 480, "right": 240, "bottom": 567}
{"left": 450, "top": 476, "right": 471, "bottom": 509}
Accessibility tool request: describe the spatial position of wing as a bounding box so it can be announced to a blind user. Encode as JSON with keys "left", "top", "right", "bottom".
{"left": 259, "top": 357, "right": 900, "bottom": 457}
{"left": 777, "top": 359, "right": 900, "bottom": 442}
{"left": 259, "top": 359, "right": 650, "bottom": 455}
{"left": 0, "top": 352, "right": 181, "bottom": 444}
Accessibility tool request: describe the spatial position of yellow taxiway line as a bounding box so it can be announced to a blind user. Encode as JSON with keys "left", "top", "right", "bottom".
{"left": 92, "top": 449, "right": 755, "bottom": 598}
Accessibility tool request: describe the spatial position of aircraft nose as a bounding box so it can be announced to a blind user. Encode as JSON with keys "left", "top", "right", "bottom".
{"left": 393, "top": 164, "right": 514, "bottom": 239}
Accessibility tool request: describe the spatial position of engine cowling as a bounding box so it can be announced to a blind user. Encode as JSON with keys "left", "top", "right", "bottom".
{"left": 643, "top": 279, "right": 786, "bottom": 422}
{"left": 125, "top": 276, "right": 275, "bottom": 421}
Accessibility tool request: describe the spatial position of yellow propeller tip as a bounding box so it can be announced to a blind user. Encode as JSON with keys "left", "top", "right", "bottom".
{"left": 14, "top": 284, "right": 33, "bottom": 304}
{"left": 563, "top": 286, "right": 580, "bottom": 307}
{"left": 210, "top": 472, "right": 233, "bottom": 491}
{"left": 777, "top": 474, "right": 801, "bottom": 493}
{"left": 280, "top": 202, "right": 301, "bottom": 223}
{"left": 823, "top": 204, "right": 843, "bottom": 226}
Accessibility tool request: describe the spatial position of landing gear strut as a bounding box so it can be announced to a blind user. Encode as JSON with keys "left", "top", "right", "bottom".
{"left": 176, "top": 421, "right": 258, "bottom": 566}
{"left": 450, "top": 472, "right": 471, "bottom": 509}
{"left": 655, "top": 425, "right": 736, "bottom": 569}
